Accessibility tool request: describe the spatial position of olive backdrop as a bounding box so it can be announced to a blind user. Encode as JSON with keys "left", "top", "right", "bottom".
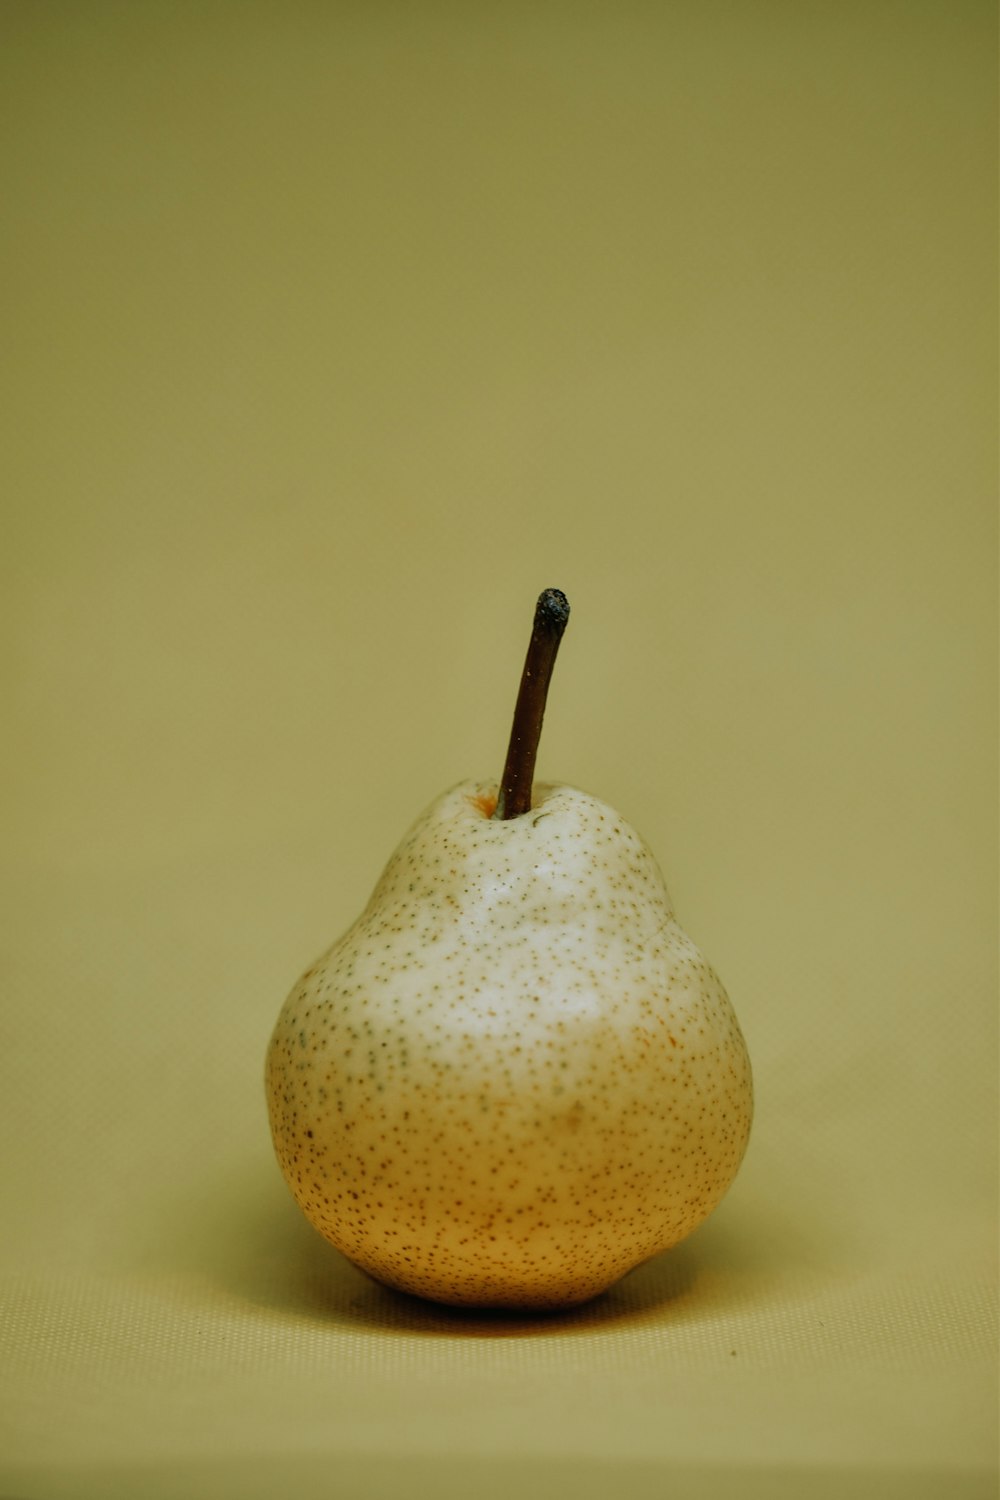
{"left": 2, "top": 3, "right": 996, "bottom": 1497}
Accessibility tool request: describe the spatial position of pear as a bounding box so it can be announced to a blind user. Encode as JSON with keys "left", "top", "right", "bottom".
{"left": 266, "top": 590, "right": 752, "bottom": 1309}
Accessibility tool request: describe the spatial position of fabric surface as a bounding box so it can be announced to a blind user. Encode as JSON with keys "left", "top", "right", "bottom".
{"left": 2, "top": 4, "right": 996, "bottom": 1497}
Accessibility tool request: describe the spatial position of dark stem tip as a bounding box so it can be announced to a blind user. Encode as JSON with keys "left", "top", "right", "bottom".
{"left": 535, "top": 588, "right": 570, "bottom": 635}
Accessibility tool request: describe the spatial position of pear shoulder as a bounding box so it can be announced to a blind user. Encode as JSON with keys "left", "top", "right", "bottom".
{"left": 365, "top": 780, "right": 677, "bottom": 929}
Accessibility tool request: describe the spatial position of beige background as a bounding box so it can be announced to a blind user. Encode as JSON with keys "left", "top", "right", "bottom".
{"left": 1, "top": 3, "right": 996, "bottom": 1497}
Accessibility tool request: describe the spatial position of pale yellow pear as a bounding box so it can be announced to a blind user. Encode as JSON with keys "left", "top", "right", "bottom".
{"left": 266, "top": 778, "right": 752, "bottom": 1308}
{"left": 266, "top": 590, "right": 752, "bottom": 1308}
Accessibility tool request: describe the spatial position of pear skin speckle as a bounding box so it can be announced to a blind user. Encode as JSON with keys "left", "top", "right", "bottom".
{"left": 265, "top": 781, "right": 753, "bottom": 1309}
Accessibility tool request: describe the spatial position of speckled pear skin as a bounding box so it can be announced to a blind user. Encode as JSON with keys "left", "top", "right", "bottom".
{"left": 266, "top": 780, "right": 752, "bottom": 1309}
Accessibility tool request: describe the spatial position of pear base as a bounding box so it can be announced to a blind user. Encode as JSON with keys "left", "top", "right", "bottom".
{"left": 321, "top": 1227, "right": 658, "bottom": 1312}
{"left": 353, "top": 1255, "right": 622, "bottom": 1312}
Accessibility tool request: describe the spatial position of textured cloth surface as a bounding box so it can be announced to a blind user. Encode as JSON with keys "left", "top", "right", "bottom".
{"left": 1, "top": 4, "right": 996, "bottom": 1497}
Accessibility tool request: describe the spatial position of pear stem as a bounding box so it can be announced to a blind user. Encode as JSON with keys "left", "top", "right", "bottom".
{"left": 494, "top": 588, "right": 570, "bottom": 821}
